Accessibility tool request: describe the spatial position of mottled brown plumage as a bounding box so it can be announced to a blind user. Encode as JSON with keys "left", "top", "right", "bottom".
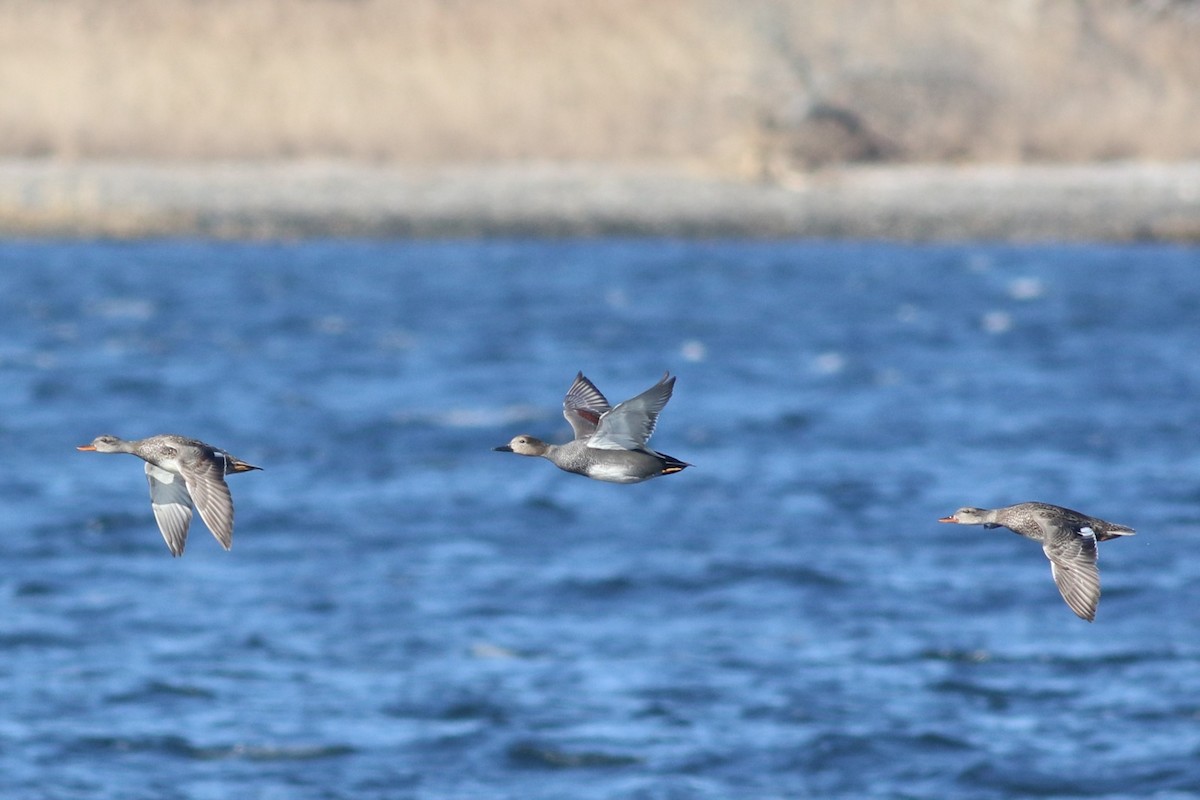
{"left": 78, "top": 434, "right": 260, "bottom": 556}
{"left": 939, "top": 502, "right": 1134, "bottom": 622}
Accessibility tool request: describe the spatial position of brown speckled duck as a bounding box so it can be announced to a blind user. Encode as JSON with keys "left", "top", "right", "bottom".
{"left": 939, "top": 502, "right": 1134, "bottom": 622}
{"left": 77, "top": 434, "right": 261, "bottom": 557}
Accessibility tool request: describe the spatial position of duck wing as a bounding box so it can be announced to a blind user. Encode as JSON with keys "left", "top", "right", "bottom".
{"left": 145, "top": 463, "right": 194, "bottom": 557}
{"left": 1043, "top": 524, "right": 1101, "bottom": 622}
{"left": 563, "top": 372, "right": 612, "bottom": 440}
{"left": 589, "top": 372, "right": 675, "bottom": 451}
{"left": 179, "top": 454, "right": 236, "bottom": 551}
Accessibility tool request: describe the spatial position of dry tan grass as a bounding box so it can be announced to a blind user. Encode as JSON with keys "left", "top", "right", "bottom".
{"left": 749, "top": 0, "right": 1200, "bottom": 174}
{"left": 1, "top": 0, "right": 1198, "bottom": 175}
{"left": 0, "top": 0, "right": 762, "bottom": 166}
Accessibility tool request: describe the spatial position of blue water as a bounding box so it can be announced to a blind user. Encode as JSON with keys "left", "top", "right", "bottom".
{"left": 1, "top": 239, "right": 1199, "bottom": 799}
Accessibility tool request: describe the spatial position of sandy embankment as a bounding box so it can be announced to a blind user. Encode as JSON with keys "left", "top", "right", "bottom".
{"left": 2, "top": 159, "right": 1198, "bottom": 241}
{"left": 1, "top": 1, "right": 1198, "bottom": 240}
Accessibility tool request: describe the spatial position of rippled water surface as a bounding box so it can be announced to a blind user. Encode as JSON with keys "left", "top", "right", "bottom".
{"left": 1, "top": 239, "right": 1199, "bottom": 799}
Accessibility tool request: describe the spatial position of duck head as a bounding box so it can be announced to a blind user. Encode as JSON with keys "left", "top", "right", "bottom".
{"left": 76, "top": 434, "right": 131, "bottom": 454}
{"left": 938, "top": 507, "right": 993, "bottom": 525}
{"left": 493, "top": 435, "right": 551, "bottom": 457}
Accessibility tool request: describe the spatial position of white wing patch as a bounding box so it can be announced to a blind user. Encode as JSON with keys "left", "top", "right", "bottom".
{"left": 145, "top": 463, "right": 194, "bottom": 557}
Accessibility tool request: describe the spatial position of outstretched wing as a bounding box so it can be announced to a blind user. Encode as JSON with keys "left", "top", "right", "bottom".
{"left": 1043, "top": 524, "right": 1101, "bottom": 622}
{"left": 145, "top": 463, "right": 194, "bottom": 557}
{"left": 563, "top": 372, "right": 611, "bottom": 440}
{"left": 180, "top": 455, "right": 236, "bottom": 551}
{"left": 589, "top": 372, "right": 675, "bottom": 451}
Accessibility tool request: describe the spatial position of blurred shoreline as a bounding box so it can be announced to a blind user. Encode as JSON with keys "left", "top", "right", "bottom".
{"left": 1, "top": 159, "right": 1198, "bottom": 242}
{"left": 5, "top": 2, "right": 1199, "bottom": 241}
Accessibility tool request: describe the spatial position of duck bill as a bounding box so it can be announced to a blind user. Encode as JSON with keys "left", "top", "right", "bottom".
{"left": 937, "top": 516, "right": 957, "bottom": 523}
{"left": 76, "top": 444, "right": 97, "bottom": 451}
{"left": 493, "top": 445, "right": 513, "bottom": 452}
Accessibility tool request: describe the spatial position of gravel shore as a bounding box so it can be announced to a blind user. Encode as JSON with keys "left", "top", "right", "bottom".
{"left": 2, "top": 159, "right": 1198, "bottom": 242}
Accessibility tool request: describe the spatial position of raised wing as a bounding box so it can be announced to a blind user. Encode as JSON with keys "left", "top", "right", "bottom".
{"left": 1043, "top": 525, "right": 1101, "bottom": 621}
{"left": 588, "top": 372, "right": 675, "bottom": 452}
{"left": 563, "top": 372, "right": 611, "bottom": 440}
{"left": 145, "top": 463, "right": 194, "bottom": 557}
{"left": 180, "top": 455, "right": 236, "bottom": 551}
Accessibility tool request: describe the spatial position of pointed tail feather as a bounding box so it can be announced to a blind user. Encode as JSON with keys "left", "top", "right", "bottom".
{"left": 226, "top": 458, "right": 262, "bottom": 474}
{"left": 658, "top": 452, "right": 691, "bottom": 475}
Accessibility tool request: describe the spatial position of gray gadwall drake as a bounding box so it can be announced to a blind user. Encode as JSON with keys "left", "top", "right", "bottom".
{"left": 494, "top": 371, "right": 691, "bottom": 483}
{"left": 77, "top": 434, "right": 261, "bottom": 557}
{"left": 939, "top": 502, "right": 1135, "bottom": 621}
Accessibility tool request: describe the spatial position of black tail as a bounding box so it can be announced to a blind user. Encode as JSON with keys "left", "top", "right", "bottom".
{"left": 659, "top": 453, "right": 691, "bottom": 475}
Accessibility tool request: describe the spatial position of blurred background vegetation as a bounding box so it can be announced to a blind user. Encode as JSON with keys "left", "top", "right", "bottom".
{"left": 2, "top": 0, "right": 1198, "bottom": 179}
